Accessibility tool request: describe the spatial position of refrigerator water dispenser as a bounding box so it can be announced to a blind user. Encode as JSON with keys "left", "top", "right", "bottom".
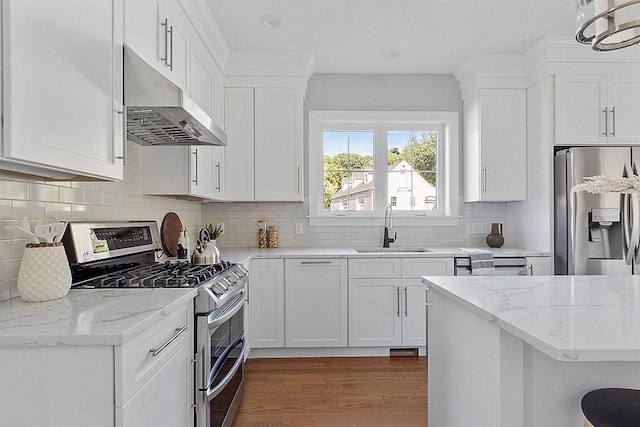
{"left": 588, "top": 208, "right": 621, "bottom": 260}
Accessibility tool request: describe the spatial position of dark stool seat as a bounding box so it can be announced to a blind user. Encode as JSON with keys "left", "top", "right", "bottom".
{"left": 582, "top": 388, "right": 640, "bottom": 427}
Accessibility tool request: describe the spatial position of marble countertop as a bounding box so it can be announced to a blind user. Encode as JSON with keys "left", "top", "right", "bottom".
{"left": 423, "top": 275, "right": 640, "bottom": 362}
{"left": 220, "top": 246, "right": 549, "bottom": 260}
{"left": 0, "top": 288, "right": 197, "bottom": 347}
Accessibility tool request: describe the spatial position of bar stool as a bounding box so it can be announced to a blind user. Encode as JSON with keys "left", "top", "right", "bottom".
{"left": 581, "top": 388, "right": 640, "bottom": 426}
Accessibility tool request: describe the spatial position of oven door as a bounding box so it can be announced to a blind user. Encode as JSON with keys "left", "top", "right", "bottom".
{"left": 197, "top": 291, "right": 246, "bottom": 427}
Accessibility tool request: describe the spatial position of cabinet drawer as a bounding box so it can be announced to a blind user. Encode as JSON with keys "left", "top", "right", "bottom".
{"left": 115, "top": 303, "right": 193, "bottom": 406}
{"left": 402, "top": 258, "right": 454, "bottom": 277}
{"left": 348, "top": 258, "right": 401, "bottom": 278}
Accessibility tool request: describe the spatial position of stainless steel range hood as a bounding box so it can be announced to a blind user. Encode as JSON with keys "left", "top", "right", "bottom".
{"left": 124, "top": 47, "right": 227, "bottom": 146}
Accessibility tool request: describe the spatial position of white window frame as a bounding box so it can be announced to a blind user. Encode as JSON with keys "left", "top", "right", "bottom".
{"left": 308, "top": 110, "right": 460, "bottom": 227}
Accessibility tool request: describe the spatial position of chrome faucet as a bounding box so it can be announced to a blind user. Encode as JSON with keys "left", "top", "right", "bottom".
{"left": 383, "top": 204, "right": 397, "bottom": 248}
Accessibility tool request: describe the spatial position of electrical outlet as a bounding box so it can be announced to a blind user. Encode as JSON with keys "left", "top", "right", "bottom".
{"left": 466, "top": 223, "right": 488, "bottom": 234}
{"left": 295, "top": 223, "right": 303, "bottom": 234}
{"left": 216, "top": 223, "right": 224, "bottom": 234}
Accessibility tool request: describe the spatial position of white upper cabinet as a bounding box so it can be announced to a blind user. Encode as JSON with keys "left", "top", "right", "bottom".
{"left": 1, "top": 0, "right": 125, "bottom": 180}
{"left": 224, "top": 88, "right": 255, "bottom": 201}
{"left": 124, "top": 0, "right": 188, "bottom": 91}
{"left": 254, "top": 88, "right": 304, "bottom": 202}
{"left": 463, "top": 89, "right": 527, "bottom": 202}
{"left": 124, "top": 0, "right": 162, "bottom": 72}
{"left": 142, "top": 145, "right": 224, "bottom": 200}
{"left": 555, "top": 74, "right": 640, "bottom": 146}
{"left": 125, "top": 0, "right": 225, "bottom": 133}
{"left": 224, "top": 87, "right": 304, "bottom": 202}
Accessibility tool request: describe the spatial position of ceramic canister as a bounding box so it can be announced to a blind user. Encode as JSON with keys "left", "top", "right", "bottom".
{"left": 17, "top": 243, "right": 72, "bottom": 302}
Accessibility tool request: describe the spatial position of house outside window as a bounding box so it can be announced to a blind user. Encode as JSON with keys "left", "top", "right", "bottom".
{"left": 308, "top": 111, "right": 459, "bottom": 226}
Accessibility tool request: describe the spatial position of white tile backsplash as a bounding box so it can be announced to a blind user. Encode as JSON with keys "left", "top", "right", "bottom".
{"left": 0, "top": 143, "right": 202, "bottom": 301}
{"left": 202, "top": 198, "right": 507, "bottom": 250}
{"left": 0, "top": 142, "right": 507, "bottom": 302}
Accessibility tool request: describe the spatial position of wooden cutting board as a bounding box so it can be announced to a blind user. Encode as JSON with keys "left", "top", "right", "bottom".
{"left": 160, "top": 212, "right": 183, "bottom": 257}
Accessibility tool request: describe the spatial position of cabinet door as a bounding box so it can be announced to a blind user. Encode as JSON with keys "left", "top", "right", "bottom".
{"left": 189, "top": 38, "right": 215, "bottom": 118}
{"left": 478, "top": 89, "right": 526, "bottom": 201}
{"left": 526, "top": 256, "right": 552, "bottom": 276}
{"left": 224, "top": 88, "right": 255, "bottom": 201}
{"left": 211, "top": 147, "right": 224, "bottom": 200}
{"left": 116, "top": 339, "right": 194, "bottom": 427}
{"left": 250, "top": 259, "right": 285, "bottom": 348}
{"left": 163, "top": 0, "right": 189, "bottom": 91}
{"left": 254, "top": 88, "right": 304, "bottom": 201}
{"left": 608, "top": 76, "right": 640, "bottom": 145}
{"left": 2, "top": 0, "right": 124, "bottom": 180}
{"left": 189, "top": 146, "right": 214, "bottom": 198}
{"left": 212, "top": 66, "right": 225, "bottom": 129}
{"left": 285, "top": 259, "right": 347, "bottom": 347}
{"left": 555, "top": 75, "right": 608, "bottom": 146}
{"left": 124, "top": 0, "right": 162, "bottom": 72}
{"left": 401, "top": 279, "right": 427, "bottom": 347}
{"left": 348, "top": 278, "right": 402, "bottom": 347}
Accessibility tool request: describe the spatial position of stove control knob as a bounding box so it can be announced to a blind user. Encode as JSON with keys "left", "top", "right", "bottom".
{"left": 211, "top": 284, "right": 225, "bottom": 296}
{"left": 217, "top": 279, "right": 229, "bottom": 290}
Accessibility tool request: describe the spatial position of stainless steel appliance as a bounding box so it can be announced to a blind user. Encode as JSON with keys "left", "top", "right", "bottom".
{"left": 62, "top": 221, "right": 248, "bottom": 427}
{"left": 124, "top": 47, "right": 227, "bottom": 147}
{"left": 554, "top": 147, "right": 640, "bottom": 275}
{"left": 454, "top": 257, "right": 528, "bottom": 276}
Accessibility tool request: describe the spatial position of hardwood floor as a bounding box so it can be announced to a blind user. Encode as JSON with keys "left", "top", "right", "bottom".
{"left": 232, "top": 356, "right": 427, "bottom": 426}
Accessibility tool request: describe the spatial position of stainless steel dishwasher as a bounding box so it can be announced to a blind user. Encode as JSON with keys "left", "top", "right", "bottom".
{"left": 454, "top": 257, "right": 529, "bottom": 276}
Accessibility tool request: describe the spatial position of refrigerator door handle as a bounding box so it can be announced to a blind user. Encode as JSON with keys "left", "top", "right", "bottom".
{"left": 623, "top": 163, "right": 640, "bottom": 266}
{"left": 633, "top": 162, "right": 640, "bottom": 266}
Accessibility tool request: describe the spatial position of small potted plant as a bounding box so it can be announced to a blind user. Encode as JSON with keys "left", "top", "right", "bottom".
{"left": 206, "top": 223, "right": 224, "bottom": 244}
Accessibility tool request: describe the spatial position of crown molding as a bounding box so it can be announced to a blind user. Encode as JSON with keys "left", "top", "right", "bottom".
{"left": 524, "top": 35, "right": 640, "bottom": 84}
{"left": 225, "top": 52, "right": 315, "bottom": 82}
{"left": 454, "top": 54, "right": 526, "bottom": 98}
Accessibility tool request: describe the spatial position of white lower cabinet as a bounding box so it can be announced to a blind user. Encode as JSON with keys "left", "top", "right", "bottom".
{"left": 249, "top": 256, "right": 453, "bottom": 353}
{"left": 115, "top": 302, "right": 194, "bottom": 427}
{"left": 526, "top": 256, "right": 553, "bottom": 276}
{"left": 348, "top": 258, "right": 454, "bottom": 348}
{"left": 0, "top": 300, "right": 194, "bottom": 427}
{"left": 285, "top": 259, "right": 347, "bottom": 347}
{"left": 249, "top": 258, "right": 347, "bottom": 350}
{"left": 249, "top": 258, "right": 285, "bottom": 348}
{"left": 349, "top": 278, "right": 403, "bottom": 347}
{"left": 116, "top": 337, "right": 194, "bottom": 426}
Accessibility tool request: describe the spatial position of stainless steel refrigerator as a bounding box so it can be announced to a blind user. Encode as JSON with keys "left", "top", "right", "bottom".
{"left": 555, "top": 147, "right": 640, "bottom": 275}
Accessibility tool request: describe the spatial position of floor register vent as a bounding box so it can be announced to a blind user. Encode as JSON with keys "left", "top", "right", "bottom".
{"left": 389, "top": 348, "right": 419, "bottom": 357}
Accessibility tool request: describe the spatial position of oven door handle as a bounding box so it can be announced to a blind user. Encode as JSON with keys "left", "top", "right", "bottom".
{"left": 205, "top": 335, "right": 245, "bottom": 399}
{"left": 207, "top": 290, "right": 245, "bottom": 329}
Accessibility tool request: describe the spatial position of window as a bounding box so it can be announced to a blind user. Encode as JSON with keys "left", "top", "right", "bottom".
{"left": 309, "top": 111, "right": 460, "bottom": 226}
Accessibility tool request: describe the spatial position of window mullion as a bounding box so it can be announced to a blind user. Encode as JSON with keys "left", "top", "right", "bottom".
{"left": 374, "top": 124, "right": 389, "bottom": 215}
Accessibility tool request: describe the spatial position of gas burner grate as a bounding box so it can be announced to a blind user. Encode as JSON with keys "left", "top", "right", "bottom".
{"left": 75, "top": 260, "right": 235, "bottom": 289}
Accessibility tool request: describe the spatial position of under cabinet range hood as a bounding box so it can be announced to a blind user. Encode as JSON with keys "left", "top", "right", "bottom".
{"left": 123, "top": 47, "right": 227, "bottom": 146}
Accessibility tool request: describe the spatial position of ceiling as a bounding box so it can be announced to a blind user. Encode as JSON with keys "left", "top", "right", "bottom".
{"left": 205, "top": 0, "right": 577, "bottom": 74}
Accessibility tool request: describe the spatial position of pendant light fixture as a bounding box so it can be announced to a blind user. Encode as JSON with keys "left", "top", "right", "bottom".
{"left": 576, "top": 0, "right": 640, "bottom": 51}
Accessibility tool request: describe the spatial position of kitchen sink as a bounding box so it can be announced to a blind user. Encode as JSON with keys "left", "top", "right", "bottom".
{"left": 354, "top": 247, "right": 433, "bottom": 253}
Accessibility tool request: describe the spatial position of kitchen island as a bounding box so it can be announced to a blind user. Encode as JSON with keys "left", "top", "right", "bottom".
{"left": 423, "top": 275, "right": 640, "bottom": 427}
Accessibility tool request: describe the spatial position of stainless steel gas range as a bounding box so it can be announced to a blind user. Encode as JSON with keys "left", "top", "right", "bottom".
{"left": 62, "top": 221, "right": 248, "bottom": 427}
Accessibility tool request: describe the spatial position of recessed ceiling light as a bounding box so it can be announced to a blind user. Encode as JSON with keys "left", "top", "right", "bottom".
{"left": 382, "top": 49, "right": 400, "bottom": 59}
{"left": 261, "top": 15, "right": 282, "bottom": 29}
